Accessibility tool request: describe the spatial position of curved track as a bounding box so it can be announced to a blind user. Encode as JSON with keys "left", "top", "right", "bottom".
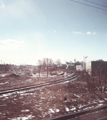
{"left": 50, "top": 105, "right": 107, "bottom": 120}
{"left": 0, "top": 73, "right": 79, "bottom": 95}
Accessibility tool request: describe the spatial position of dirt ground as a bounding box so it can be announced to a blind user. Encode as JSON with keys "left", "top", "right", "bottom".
{"left": 0, "top": 73, "right": 107, "bottom": 120}
{"left": 0, "top": 72, "right": 66, "bottom": 91}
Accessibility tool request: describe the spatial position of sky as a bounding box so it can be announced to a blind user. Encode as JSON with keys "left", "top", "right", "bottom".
{"left": 0, "top": 0, "right": 107, "bottom": 65}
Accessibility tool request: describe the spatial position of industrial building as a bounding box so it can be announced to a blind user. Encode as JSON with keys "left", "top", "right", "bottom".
{"left": 66, "top": 62, "right": 75, "bottom": 70}
{"left": 76, "top": 65, "right": 83, "bottom": 71}
{"left": 86, "top": 60, "right": 107, "bottom": 75}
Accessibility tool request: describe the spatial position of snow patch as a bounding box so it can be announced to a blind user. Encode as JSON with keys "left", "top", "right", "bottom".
{"left": 70, "top": 106, "right": 76, "bottom": 111}
{"left": 56, "top": 109, "right": 60, "bottom": 112}
{"left": 21, "top": 109, "right": 30, "bottom": 112}
{"left": 49, "top": 109, "right": 55, "bottom": 113}
{"left": 74, "top": 94, "right": 81, "bottom": 98}
{"left": 97, "top": 104, "right": 103, "bottom": 107}
{"left": 99, "top": 100, "right": 104, "bottom": 103}
{"left": 11, "top": 115, "right": 35, "bottom": 120}
{"left": 104, "top": 98, "right": 107, "bottom": 100}
{"left": 65, "top": 107, "right": 70, "bottom": 112}
{"left": 0, "top": 82, "right": 9, "bottom": 85}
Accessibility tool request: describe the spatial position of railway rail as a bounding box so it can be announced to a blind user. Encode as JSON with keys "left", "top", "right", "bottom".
{"left": 50, "top": 105, "right": 107, "bottom": 120}
{"left": 0, "top": 73, "right": 79, "bottom": 95}
{"left": 98, "top": 116, "right": 107, "bottom": 120}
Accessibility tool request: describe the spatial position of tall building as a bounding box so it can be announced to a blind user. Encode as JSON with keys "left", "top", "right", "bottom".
{"left": 86, "top": 60, "right": 107, "bottom": 75}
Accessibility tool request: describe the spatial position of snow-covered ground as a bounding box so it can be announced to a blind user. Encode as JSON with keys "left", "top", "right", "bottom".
{"left": 0, "top": 73, "right": 11, "bottom": 77}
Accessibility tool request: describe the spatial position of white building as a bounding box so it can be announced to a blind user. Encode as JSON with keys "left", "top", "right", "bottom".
{"left": 76, "top": 65, "right": 83, "bottom": 71}
{"left": 86, "top": 61, "right": 91, "bottom": 74}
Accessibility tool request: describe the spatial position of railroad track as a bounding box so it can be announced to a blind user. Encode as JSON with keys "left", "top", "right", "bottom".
{"left": 0, "top": 73, "right": 79, "bottom": 95}
{"left": 50, "top": 105, "right": 107, "bottom": 120}
{"left": 98, "top": 116, "right": 107, "bottom": 120}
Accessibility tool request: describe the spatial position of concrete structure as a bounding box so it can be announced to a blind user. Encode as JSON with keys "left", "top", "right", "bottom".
{"left": 86, "top": 60, "right": 107, "bottom": 75}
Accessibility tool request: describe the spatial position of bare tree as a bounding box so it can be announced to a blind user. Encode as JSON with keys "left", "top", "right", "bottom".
{"left": 79, "top": 68, "right": 107, "bottom": 99}
{"left": 48, "top": 58, "right": 53, "bottom": 75}
{"left": 38, "top": 58, "right": 54, "bottom": 77}
{"left": 42, "top": 58, "right": 53, "bottom": 77}
{"left": 41, "top": 58, "right": 48, "bottom": 76}
{"left": 42, "top": 58, "right": 47, "bottom": 70}
{"left": 38, "top": 60, "right": 42, "bottom": 77}
{"left": 48, "top": 59, "right": 53, "bottom": 67}
{"left": 47, "top": 58, "right": 49, "bottom": 77}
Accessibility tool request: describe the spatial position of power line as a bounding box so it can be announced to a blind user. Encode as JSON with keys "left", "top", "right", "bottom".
{"left": 83, "top": 0, "right": 107, "bottom": 8}
{"left": 70, "top": 0, "right": 107, "bottom": 12}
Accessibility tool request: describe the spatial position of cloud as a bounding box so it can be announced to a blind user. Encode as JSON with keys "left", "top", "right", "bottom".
{"left": 92, "top": 32, "right": 97, "bottom": 35}
{"left": 47, "top": 30, "right": 60, "bottom": 33}
{"left": 86, "top": 31, "right": 97, "bottom": 35}
{"left": 0, "top": 32, "right": 50, "bottom": 65}
{"left": 0, "top": 39, "right": 24, "bottom": 45}
{"left": 86, "top": 31, "right": 91, "bottom": 35}
{"left": 7, "top": 0, "right": 36, "bottom": 18}
{"left": 0, "top": 39, "right": 26, "bottom": 64}
{"left": 6, "top": 0, "right": 37, "bottom": 18}
{"left": 72, "top": 31, "right": 97, "bottom": 35}
{"left": 72, "top": 32, "right": 82, "bottom": 35}
{"left": 0, "top": 0, "right": 45, "bottom": 23}
{"left": 54, "top": 30, "right": 56, "bottom": 33}
{"left": 0, "top": 39, "right": 24, "bottom": 48}
{"left": 0, "top": 1, "right": 5, "bottom": 9}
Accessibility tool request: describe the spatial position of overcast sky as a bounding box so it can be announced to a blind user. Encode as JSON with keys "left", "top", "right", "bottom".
{"left": 0, "top": 0, "right": 107, "bottom": 65}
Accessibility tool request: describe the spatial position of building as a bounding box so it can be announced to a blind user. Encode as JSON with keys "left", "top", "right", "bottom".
{"left": 86, "top": 60, "right": 107, "bottom": 75}
{"left": 66, "top": 63, "right": 75, "bottom": 70}
{"left": 76, "top": 65, "right": 83, "bottom": 71}
{"left": 59, "top": 64, "right": 67, "bottom": 69}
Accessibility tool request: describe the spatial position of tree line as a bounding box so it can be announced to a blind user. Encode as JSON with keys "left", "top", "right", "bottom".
{"left": 37, "top": 58, "right": 62, "bottom": 77}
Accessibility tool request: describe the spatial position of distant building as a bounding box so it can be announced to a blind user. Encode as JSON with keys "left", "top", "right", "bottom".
{"left": 76, "top": 65, "right": 83, "bottom": 71}
{"left": 66, "top": 63, "right": 75, "bottom": 70}
{"left": 0, "top": 64, "right": 13, "bottom": 71}
{"left": 59, "top": 64, "right": 67, "bottom": 69}
{"left": 51, "top": 63, "right": 58, "bottom": 68}
{"left": 86, "top": 60, "right": 107, "bottom": 75}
